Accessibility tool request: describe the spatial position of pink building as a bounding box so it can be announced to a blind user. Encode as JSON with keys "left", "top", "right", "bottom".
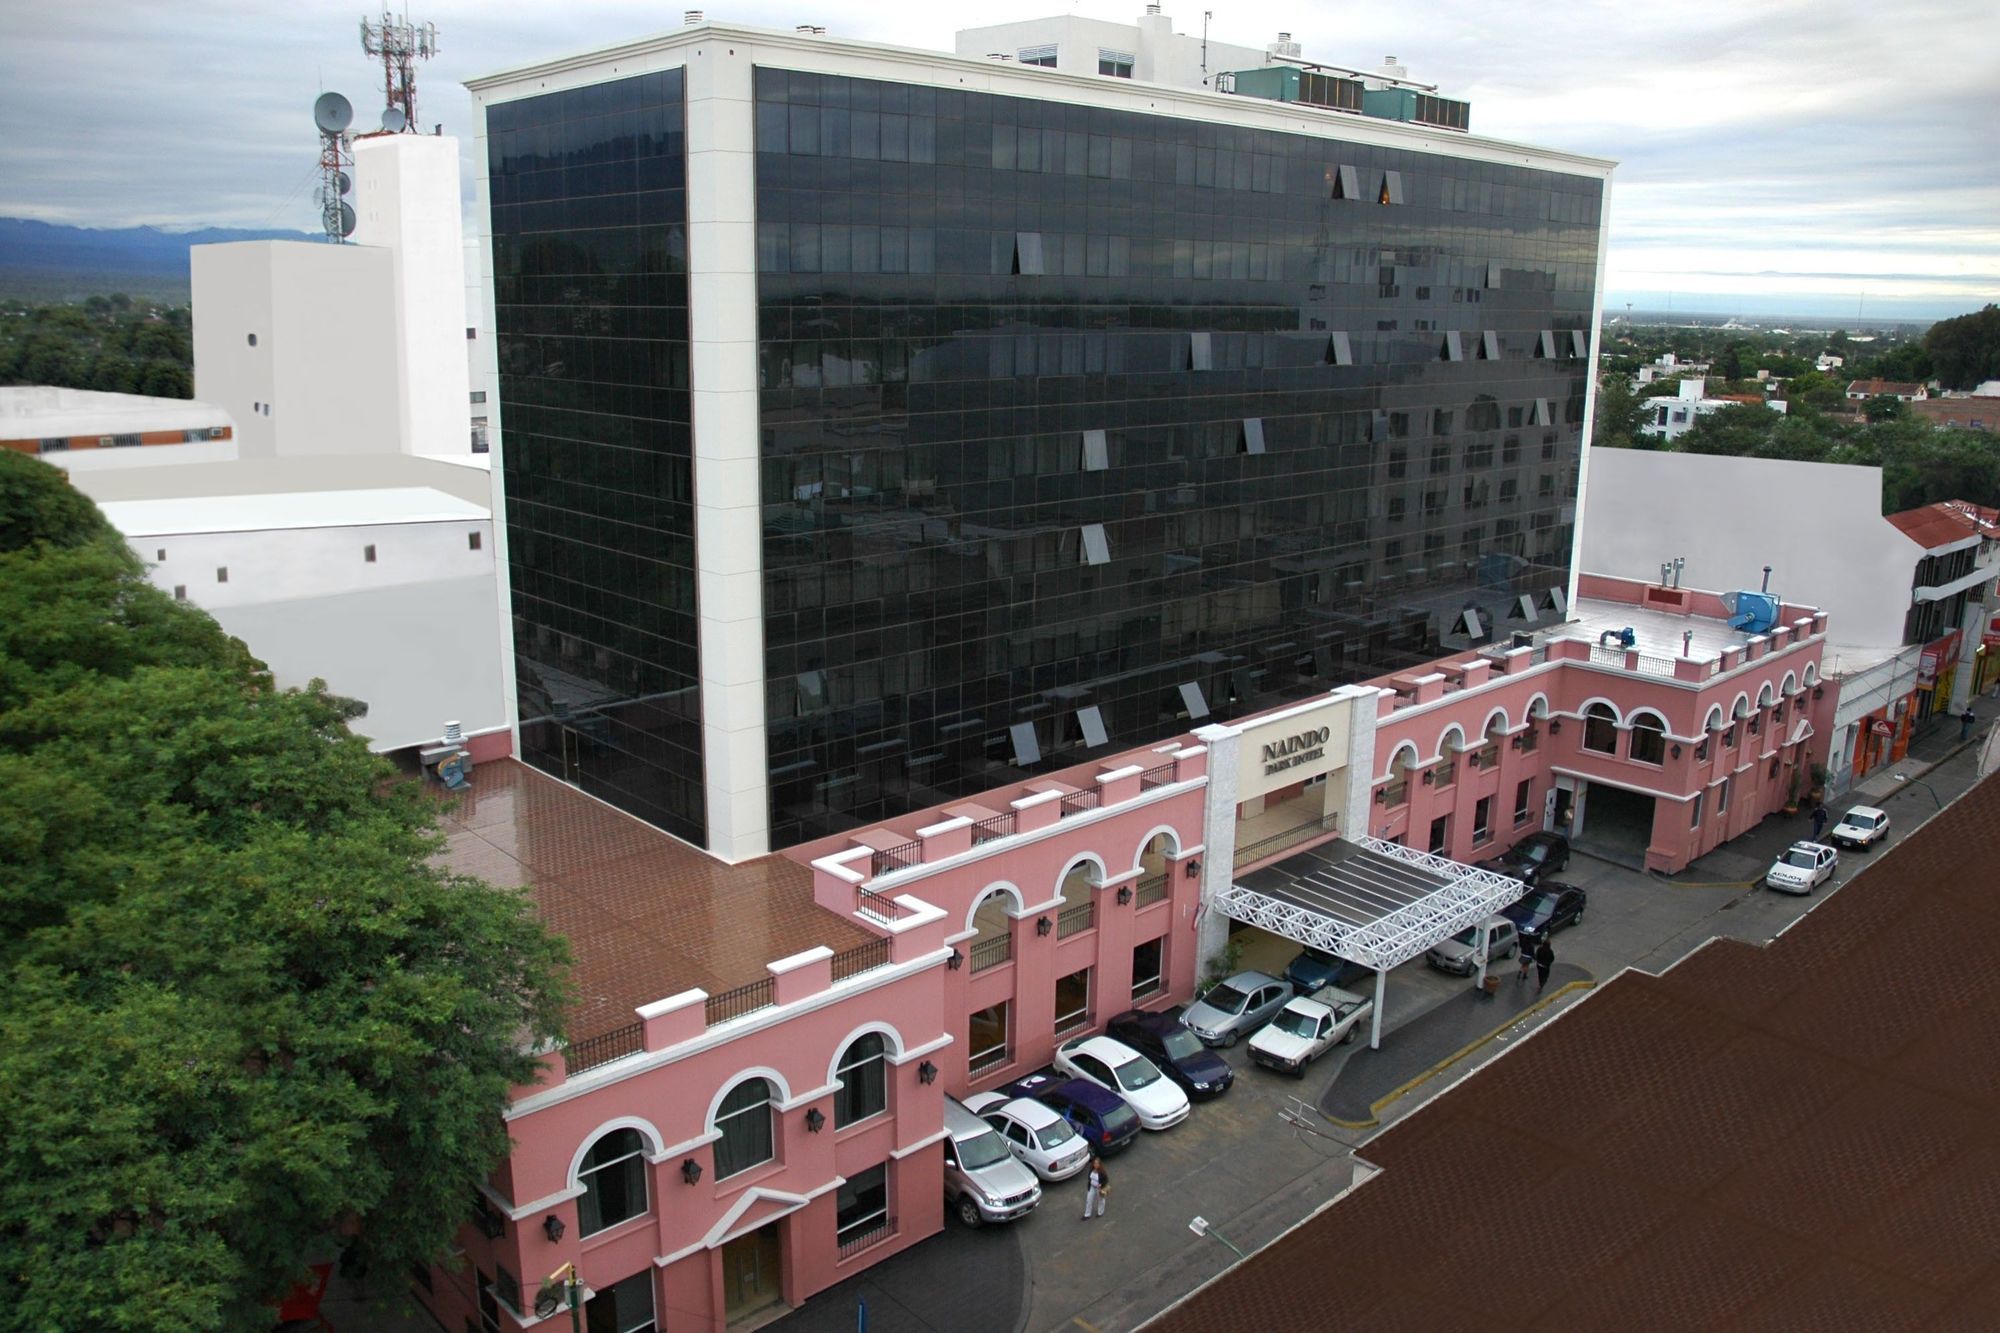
{"left": 417, "top": 740, "right": 1208, "bottom": 1332}
{"left": 1363, "top": 575, "right": 1829, "bottom": 874}
{"left": 413, "top": 579, "right": 1828, "bottom": 1331}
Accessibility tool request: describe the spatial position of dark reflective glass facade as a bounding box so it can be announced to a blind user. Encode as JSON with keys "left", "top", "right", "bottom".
{"left": 486, "top": 69, "right": 706, "bottom": 845}
{"left": 754, "top": 69, "right": 1601, "bottom": 846}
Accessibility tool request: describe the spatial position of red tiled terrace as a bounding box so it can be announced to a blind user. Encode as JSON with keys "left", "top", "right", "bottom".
{"left": 437, "top": 760, "right": 871, "bottom": 1042}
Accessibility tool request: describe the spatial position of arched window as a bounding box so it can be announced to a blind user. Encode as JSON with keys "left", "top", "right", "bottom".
{"left": 1583, "top": 704, "right": 1619, "bottom": 754}
{"left": 834, "top": 1034, "right": 888, "bottom": 1127}
{"left": 714, "top": 1079, "right": 775, "bottom": 1180}
{"left": 1629, "top": 713, "right": 1667, "bottom": 765}
{"left": 577, "top": 1128, "right": 649, "bottom": 1236}
{"left": 1383, "top": 748, "right": 1416, "bottom": 806}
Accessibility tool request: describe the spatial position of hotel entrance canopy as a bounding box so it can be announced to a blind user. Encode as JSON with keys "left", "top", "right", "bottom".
{"left": 1216, "top": 837, "right": 1524, "bottom": 973}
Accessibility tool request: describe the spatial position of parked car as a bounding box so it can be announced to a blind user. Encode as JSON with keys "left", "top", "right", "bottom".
{"left": 1002, "top": 1071, "right": 1142, "bottom": 1156}
{"left": 1105, "top": 1009, "right": 1234, "bottom": 1099}
{"left": 1180, "top": 970, "right": 1294, "bottom": 1048}
{"left": 1765, "top": 840, "right": 1837, "bottom": 895}
{"left": 1426, "top": 918, "right": 1519, "bottom": 975}
{"left": 1476, "top": 830, "right": 1571, "bottom": 885}
{"left": 962, "top": 1092, "right": 1092, "bottom": 1182}
{"left": 942, "top": 1096, "right": 1043, "bottom": 1227}
{"left": 1053, "top": 1034, "right": 1190, "bottom": 1130}
{"left": 1248, "top": 986, "right": 1374, "bottom": 1076}
{"left": 1499, "top": 882, "right": 1588, "bottom": 943}
{"left": 1281, "top": 947, "right": 1374, "bottom": 995}
{"left": 1828, "top": 805, "right": 1890, "bottom": 849}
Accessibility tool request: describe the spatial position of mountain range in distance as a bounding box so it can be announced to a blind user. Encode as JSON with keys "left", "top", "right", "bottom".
{"left": 0, "top": 217, "right": 321, "bottom": 302}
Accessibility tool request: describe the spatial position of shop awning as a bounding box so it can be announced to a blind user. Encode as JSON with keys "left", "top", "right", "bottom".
{"left": 1214, "top": 837, "right": 1524, "bottom": 971}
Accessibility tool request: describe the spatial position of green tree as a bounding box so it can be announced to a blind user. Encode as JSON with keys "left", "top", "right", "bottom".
{"left": 136, "top": 360, "right": 192, "bottom": 399}
{"left": 1590, "top": 373, "right": 1652, "bottom": 449}
{"left": 1925, "top": 304, "right": 2000, "bottom": 389}
{"left": 1781, "top": 370, "right": 1846, "bottom": 415}
{"left": 0, "top": 458, "right": 570, "bottom": 1331}
{"left": 1864, "top": 394, "right": 1905, "bottom": 423}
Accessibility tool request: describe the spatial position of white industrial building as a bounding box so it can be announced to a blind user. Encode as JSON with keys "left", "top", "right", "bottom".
{"left": 18, "top": 132, "right": 510, "bottom": 760}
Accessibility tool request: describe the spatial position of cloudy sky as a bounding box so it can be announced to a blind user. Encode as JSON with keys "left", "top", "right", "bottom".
{"left": 3, "top": 0, "right": 1995, "bottom": 320}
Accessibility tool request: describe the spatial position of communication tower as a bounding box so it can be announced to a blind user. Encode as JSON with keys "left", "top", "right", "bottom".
{"left": 312, "top": 92, "right": 357, "bottom": 242}
{"left": 359, "top": 11, "right": 438, "bottom": 134}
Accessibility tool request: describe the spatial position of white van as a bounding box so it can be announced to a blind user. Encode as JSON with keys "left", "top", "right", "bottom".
{"left": 943, "top": 1096, "right": 1043, "bottom": 1228}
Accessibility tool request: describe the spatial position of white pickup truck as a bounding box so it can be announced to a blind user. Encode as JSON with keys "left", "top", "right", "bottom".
{"left": 1247, "top": 985, "right": 1374, "bottom": 1076}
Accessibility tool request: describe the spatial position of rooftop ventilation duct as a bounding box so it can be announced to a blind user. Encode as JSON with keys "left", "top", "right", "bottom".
{"left": 684, "top": 10, "right": 704, "bottom": 24}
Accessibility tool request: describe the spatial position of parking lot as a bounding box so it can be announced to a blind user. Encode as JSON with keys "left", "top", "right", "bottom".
{"left": 775, "top": 726, "right": 1986, "bottom": 1333}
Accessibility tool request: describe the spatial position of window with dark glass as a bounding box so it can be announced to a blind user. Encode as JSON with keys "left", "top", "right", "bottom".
{"left": 834, "top": 1033, "right": 888, "bottom": 1127}
{"left": 836, "top": 1163, "right": 890, "bottom": 1247}
{"left": 1054, "top": 967, "right": 1091, "bottom": 1032}
{"left": 577, "top": 1128, "right": 648, "bottom": 1236}
{"left": 587, "top": 1270, "right": 657, "bottom": 1333}
{"left": 1583, "top": 704, "right": 1619, "bottom": 755}
{"left": 1131, "top": 938, "right": 1163, "bottom": 999}
{"left": 1629, "top": 713, "right": 1667, "bottom": 764}
{"left": 1097, "top": 49, "right": 1134, "bottom": 77}
{"left": 714, "top": 1078, "right": 775, "bottom": 1179}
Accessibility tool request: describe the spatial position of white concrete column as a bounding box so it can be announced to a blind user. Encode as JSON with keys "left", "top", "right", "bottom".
{"left": 1343, "top": 686, "right": 1383, "bottom": 840}
{"left": 685, "top": 50, "right": 770, "bottom": 861}
{"left": 1949, "top": 591, "right": 1991, "bottom": 714}
{"left": 1192, "top": 722, "right": 1239, "bottom": 978}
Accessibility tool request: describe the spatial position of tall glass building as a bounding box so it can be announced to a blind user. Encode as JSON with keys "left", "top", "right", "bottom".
{"left": 472, "top": 24, "right": 1611, "bottom": 860}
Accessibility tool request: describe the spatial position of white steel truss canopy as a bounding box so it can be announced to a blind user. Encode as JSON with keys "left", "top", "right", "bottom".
{"left": 1214, "top": 837, "right": 1524, "bottom": 971}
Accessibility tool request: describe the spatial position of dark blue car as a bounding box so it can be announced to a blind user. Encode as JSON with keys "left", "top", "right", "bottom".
{"left": 1003, "top": 1072, "right": 1141, "bottom": 1156}
{"left": 1281, "top": 947, "right": 1374, "bottom": 995}
{"left": 1105, "top": 1009, "right": 1234, "bottom": 1099}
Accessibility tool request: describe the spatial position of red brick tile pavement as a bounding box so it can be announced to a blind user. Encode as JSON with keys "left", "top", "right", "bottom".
{"left": 433, "top": 761, "right": 870, "bottom": 1041}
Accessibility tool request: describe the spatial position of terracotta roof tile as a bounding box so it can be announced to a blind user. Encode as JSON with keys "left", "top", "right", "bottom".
{"left": 434, "top": 761, "right": 871, "bottom": 1041}
{"left": 1147, "top": 769, "right": 2000, "bottom": 1332}
{"left": 1886, "top": 505, "right": 1980, "bottom": 550}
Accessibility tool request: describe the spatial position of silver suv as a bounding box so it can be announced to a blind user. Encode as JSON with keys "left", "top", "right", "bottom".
{"left": 943, "top": 1097, "right": 1043, "bottom": 1227}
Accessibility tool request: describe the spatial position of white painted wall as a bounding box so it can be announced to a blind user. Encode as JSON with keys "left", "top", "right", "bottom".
{"left": 118, "top": 517, "right": 491, "bottom": 609}
{"left": 352, "top": 134, "right": 475, "bottom": 460}
{"left": 190, "top": 241, "right": 401, "bottom": 459}
{"left": 1582, "top": 449, "right": 1916, "bottom": 651}
{"left": 954, "top": 13, "right": 1269, "bottom": 89}
{"left": 205, "top": 576, "right": 506, "bottom": 753}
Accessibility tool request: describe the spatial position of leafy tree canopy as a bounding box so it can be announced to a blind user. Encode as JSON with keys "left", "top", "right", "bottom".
{"left": 0, "top": 460, "right": 570, "bottom": 1331}
{"left": 1925, "top": 304, "right": 2000, "bottom": 390}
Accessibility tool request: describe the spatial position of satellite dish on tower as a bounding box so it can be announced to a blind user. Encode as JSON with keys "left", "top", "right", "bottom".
{"left": 381, "top": 106, "right": 407, "bottom": 133}
{"left": 313, "top": 91, "right": 354, "bottom": 134}
{"left": 337, "top": 202, "right": 357, "bottom": 238}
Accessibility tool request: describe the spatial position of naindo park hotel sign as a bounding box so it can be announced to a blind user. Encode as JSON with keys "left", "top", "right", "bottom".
{"left": 1262, "top": 727, "right": 1330, "bottom": 777}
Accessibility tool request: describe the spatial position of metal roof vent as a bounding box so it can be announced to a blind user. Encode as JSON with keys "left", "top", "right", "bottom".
{"left": 684, "top": 10, "right": 704, "bottom": 24}
{"left": 1270, "top": 31, "right": 1302, "bottom": 58}
{"left": 796, "top": 24, "right": 826, "bottom": 34}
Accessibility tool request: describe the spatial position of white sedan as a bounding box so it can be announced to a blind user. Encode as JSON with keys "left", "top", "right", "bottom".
{"left": 1765, "top": 840, "right": 1838, "bottom": 895}
{"left": 1828, "top": 805, "right": 1890, "bottom": 849}
{"left": 1053, "top": 1034, "right": 1190, "bottom": 1130}
{"left": 962, "top": 1092, "right": 1092, "bottom": 1181}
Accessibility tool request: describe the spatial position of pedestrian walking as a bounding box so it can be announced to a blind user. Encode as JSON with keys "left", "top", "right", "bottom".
{"left": 1534, "top": 938, "right": 1555, "bottom": 991}
{"left": 1810, "top": 802, "right": 1828, "bottom": 841}
{"left": 1081, "top": 1155, "right": 1108, "bottom": 1220}
{"left": 1961, "top": 707, "right": 1977, "bottom": 742}
{"left": 1516, "top": 941, "right": 1534, "bottom": 985}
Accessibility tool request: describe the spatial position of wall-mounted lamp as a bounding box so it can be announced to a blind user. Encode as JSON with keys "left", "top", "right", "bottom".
{"left": 918, "top": 1060, "right": 938, "bottom": 1085}
{"left": 681, "top": 1158, "right": 703, "bottom": 1186}
{"left": 1813, "top": 686, "right": 1824, "bottom": 700}
{"left": 1670, "top": 744, "right": 1682, "bottom": 759}
{"left": 1184, "top": 858, "right": 1201, "bottom": 879}
{"left": 947, "top": 948, "right": 964, "bottom": 971}
{"left": 1117, "top": 885, "right": 1133, "bottom": 905}
{"left": 542, "top": 1215, "right": 566, "bottom": 1243}
{"left": 1421, "top": 769, "right": 1434, "bottom": 785}
{"left": 805, "top": 1107, "right": 826, "bottom": 1134}
{"left": 1549, "top": 719, "right": 1562, "bottom": 734}
{"left": 1036, "top": 915, "right": 1053, "bottom": 936}
{"left": 1374, "top": 787, "right": 1388, "bottom": 803}
{"left": 1508, "top": 734, "right": 1522, "bottom": 750}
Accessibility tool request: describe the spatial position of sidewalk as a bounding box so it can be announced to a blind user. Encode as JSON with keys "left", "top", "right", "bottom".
{"left": 1849, "top": 715, "right": 1986, "bottom": 805}
{"left": 1318, "top": 963, "right": 1593, "bottom": 1127}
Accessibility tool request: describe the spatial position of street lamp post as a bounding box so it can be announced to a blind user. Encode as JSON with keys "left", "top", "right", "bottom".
{"left": 1891, "top": 772, "right": 1943, "bottom": 810}
{"left": 1188, "top": 1215, "right": 1249, "bottom": 1262}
